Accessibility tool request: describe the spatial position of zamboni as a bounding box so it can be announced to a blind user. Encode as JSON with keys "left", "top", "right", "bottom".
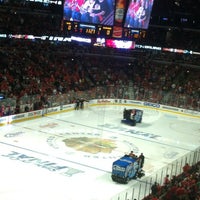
{"left": 121, "top": 108, "right": 143, "bottom": 126}
{"left": 111, "top": 153, "right": 145, "bottom": 184}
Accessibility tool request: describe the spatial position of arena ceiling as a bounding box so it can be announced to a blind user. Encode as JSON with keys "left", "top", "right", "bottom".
{"left": 150, "top": 0, "right": 200, "bottom": 30}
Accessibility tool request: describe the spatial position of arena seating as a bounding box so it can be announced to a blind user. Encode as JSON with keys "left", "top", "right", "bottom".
{"left": 142, "top": 161, "right": 200, "bottom": 200}
{"left": 0, "top": 38, "right": 200, "bottom": 116}
{"left": 0, "top": 1, "right": 199, "bottom": 199}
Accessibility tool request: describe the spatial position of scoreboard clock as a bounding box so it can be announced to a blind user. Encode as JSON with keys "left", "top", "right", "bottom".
{"left": 97, "top": 25, "right": 113, "bottom": 37}
{"left": 64, "top": 21, "right": 113, "bottom": 37}
{"left": 63, "top": 21, "right": 145, "bottom": 40}
{"left": 62, "top": 0, "right": 153, "bottom": 40}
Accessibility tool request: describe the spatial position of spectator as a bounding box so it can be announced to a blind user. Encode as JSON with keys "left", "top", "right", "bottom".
{"left": 151, "top": 182, "right": 159, "bottom": 196}
{"left": 163, "top": 174, "right": 170, "bottom": 189}
{"left": 139, "top": 153, "right": 145, "bottom": 168}
{"left": 183, "top": 163, "right": 191, "bottom": 176}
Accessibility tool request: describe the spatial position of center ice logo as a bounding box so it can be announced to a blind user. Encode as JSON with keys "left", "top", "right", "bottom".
{"left": 62, "top": 137, "right": 117, "bottom": 154}
{"left": 46, "top": 132, "right": 139, "bottom": 159}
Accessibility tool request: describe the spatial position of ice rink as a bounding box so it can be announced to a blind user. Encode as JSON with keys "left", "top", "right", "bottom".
{"left": 0, "top": 105, "right": 200, "bottom": 200}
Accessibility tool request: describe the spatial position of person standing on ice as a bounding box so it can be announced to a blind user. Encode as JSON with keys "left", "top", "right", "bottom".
{"left": 75, "top": 98, "right": 80, "bottom": 110}
{"left": 138, "top": 153, "right": 145, "bottom": 168}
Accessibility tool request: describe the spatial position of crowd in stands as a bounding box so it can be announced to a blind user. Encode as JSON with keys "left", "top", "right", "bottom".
{"left": 0, "top": 37, "right": 200, "bottom": 116}
{"left": 0, "top": 0, "right": 200, "bottom": 115}
{"left": 143, "top": 161, "right": 200, "bottom": 200}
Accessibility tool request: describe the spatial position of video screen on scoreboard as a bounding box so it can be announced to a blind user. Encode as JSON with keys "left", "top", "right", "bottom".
{"left": 124, "top": 0, "right": 154, "bottom": 29}
{"left": 105, "top": 39, "right": 135, "bottom": 49}
{"left": 63, "top": 0, "right": 115, "bottom": 26}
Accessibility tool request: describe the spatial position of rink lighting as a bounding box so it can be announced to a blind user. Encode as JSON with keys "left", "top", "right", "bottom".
{"left": 163, "top": 48, "right": 193, "bottom": 54}
{"left": 71, "top": 36, "right": 91, "bottom": 43}
{"left": 0, "top": 33, "right": 199, "bottom": 55}
{"left": 193, "top": 51, "right": 200, "bottom": 55}
{"left": 135, "top": 44, "right": 162, "bottom": 51}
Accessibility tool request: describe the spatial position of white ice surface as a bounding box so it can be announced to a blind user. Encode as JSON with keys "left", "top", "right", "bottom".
{"left": 0, "top": 105, "right": 199, "bottom": 200}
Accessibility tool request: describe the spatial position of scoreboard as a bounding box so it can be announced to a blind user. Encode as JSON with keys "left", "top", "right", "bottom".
{"left": 63, "top": 21, "right": 146, "bottom": 40}
{"left": 64, "top": 21, "right": 112, "bottom": 37}
{"left": 62, "top": 0, "right": 154, "bottom": 40}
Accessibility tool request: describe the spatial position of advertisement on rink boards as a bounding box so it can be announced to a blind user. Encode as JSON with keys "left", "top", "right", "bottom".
{"left": 0, "top": 104, "right": 74, "bottom": 126}
{"left": 0, "top": 99, "right": 199, "bottom": 126}
{"left": 93, "top": 99, "right": 142, "bottom": 105}
{"left": 93, "top": 99, "right": 200, "bottom": 117}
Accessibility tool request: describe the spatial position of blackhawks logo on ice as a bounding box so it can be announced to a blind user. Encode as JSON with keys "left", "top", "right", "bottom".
{"left": 46, "top": 132, "right": 139, "bottom": 159}
{"left": 62, "top": 137, "right": 117, "bottom": 154}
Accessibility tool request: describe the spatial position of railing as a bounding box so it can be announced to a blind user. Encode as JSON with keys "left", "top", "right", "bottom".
{"left": 111, "top": 147, "right": 200, "bottom": 200}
